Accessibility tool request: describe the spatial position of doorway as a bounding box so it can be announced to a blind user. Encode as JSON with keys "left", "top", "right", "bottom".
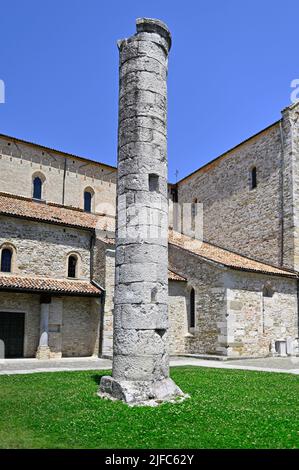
{"left": 0, "top": 312, "right": 25, "bottom": 358}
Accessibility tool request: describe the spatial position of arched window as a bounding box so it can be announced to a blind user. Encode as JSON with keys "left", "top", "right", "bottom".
{"left": 84, "top": 191, "right": 92, "bottom": 212}
{"left": 1, "top": 248, "right": 12, "bottom": 273}
{"left": 251, "top": 167, "right": 257, "bottom": 190}
{"left": 189, "top": 288, "right": 195, "bottom": 329}
{"left": 33, "top": 177, "right": 42, "bottom": 199}
{"left": 68, "top": 255, "right": 77, "bottom": 278}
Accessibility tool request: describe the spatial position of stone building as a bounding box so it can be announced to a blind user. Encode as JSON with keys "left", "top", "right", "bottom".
{"left": 1, "top": 103, "right": 299, "bottom": 360}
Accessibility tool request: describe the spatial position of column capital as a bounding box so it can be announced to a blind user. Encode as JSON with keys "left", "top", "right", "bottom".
{"left": 136, "top": 18, "right": 172, "bottom": 50}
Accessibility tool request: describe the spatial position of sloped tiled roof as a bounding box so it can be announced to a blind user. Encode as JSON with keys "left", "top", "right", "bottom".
{"left": 168, "top": 268, "right": 186, "bottom": 281}
{"left": 0, "top": 192, "right": 114, "bottom": 232}
{"left": 169, "top": 230, "right": 297, "bottom": 278}
{"left": 0, "top": 192, "right": 297, "bottom": 279}
{"left": 0, "top": 274, "right": 102, "bottom": 296}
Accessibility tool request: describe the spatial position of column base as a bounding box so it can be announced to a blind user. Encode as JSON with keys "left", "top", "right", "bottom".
{"left": 98, "top": 376, "right": 188, "bottom": 406}
{"left": 36, "top": 346, "right": 51, "bottom": 360}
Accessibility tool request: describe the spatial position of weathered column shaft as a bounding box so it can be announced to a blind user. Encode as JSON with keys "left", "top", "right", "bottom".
{"left": 113, "top": 18, "right": 170, "bottom": 383}
{"left": 99, "top": 18, "right": 184, "bottom": 404}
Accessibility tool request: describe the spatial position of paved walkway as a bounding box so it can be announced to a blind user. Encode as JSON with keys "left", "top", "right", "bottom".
{"left": 1, "top": 355, "right": 299, "bottom": 375}
{"left": 171, "top": 356, "right": 299, "bottom": 375}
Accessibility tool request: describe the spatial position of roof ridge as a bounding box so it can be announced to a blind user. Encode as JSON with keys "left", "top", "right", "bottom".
{"left": 169, "top": 230, "right": 298, "bottom": 278}
{"left": 200, "top": 238, "right": 298, "bottom": 274}
{"left": 0, "top": 133, "right": 116, "bottom": 171}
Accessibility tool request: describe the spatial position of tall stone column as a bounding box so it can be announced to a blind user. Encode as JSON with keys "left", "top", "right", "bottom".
{"left": 99, "top": 18, "right": 185, "bottom": 404}
{"left": 36, "top": 296, "right": 51, "bottom": 360}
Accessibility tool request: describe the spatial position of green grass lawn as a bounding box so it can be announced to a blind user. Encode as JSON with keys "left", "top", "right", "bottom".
{"left": 0, "top": 366, "right": 298, "bottom": 449}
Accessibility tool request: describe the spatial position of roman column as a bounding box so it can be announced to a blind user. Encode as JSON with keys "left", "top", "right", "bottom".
{"left": 99, "top": 18, "right": 185, "bottom": 404}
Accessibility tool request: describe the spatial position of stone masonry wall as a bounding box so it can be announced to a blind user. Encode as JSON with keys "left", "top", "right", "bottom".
{"left": 0, "top": 293, "right": 100, "bottom": 358}
{"left": 177, "top": 124, "right": 284, "bottom": 267}
{"left": 0, "top": 135, "right": 116, "bottom": 217}
{"left": 169, "top": 242, "right": 227, "bottom": 355}
{"left": 225, "top": 271, "right": 298, "bottom": 357}
{"left": 0, "top": 292, "right": 40, "bottom": 357}
{"left": 0, "top": 215, "right": 91, "bottom": 280}
{"left": 168, "top": 280, "right": 188, "bottom": 354}
{"left": 61, "top": 296, "right": 100, "bottom": 357}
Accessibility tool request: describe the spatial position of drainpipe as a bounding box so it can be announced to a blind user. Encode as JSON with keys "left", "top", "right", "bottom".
{"left": 279, "top": 120, "right": 285, "bottom": 267}
{"left": 62, "top": 158, "right": 67, "bottom": 205}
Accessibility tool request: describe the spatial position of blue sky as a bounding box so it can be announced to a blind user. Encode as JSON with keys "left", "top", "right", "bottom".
{"left": 0, "top": 0, "right": 298, "bottom": 182}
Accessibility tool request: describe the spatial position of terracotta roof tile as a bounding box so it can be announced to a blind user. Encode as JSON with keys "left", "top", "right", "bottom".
{"left": 169, "top": 230, "right": 297, "bottom": 278}
{"left": 1, "top": 192, "right": 297, "bottom": 279}
{"left": 0, "top": 274, "right": 102, "bottom": 296}
{"left": 0, "top": 192, "right": 114, "bottom": 232}
{"left": 168, "top": 268, "right": 186, "bottom": 281}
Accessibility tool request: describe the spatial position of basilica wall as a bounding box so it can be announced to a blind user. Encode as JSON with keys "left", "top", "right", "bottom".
{"left": 225, "top": 270, "right": 298, "bottom": 357}
{"left": 0, "top": 292, "right": 100, "bottom": 358}
{"left": 168, "top": 242, "right": 227, "bottom": 356}
{"left": 0, "top": 216, "right": 91, "bottom": 280}
{"left": 177, "top": 123, "right": 285, "bottom": 268}
{"left": 0, "top": 135, "right": 116, "bottom": 216}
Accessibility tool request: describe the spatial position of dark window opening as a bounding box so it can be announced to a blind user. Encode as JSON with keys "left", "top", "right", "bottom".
{"left": 1, "top": 248, "right": 12, "bottom": 273}
{"left": 263, "top": 285, "right": 273, "bottom": 298}
{"left": 191, "top": 198, "right": 197, "bottom": 230}
{"left": 251, "top": 167, "right": 257, "bottom": 189}
{"left": 190, "top": 288, "right": 195, "bottom": 328}
{"left": 84, "top": 191, "right": 92, "bottom": 212}
{"left": 171, "top": 187, "right": 178, "bottom": 203}
{"left": 33, "top": 177, "right": 42, "bottom": 199}
{"left": 149, "top": 174, "right": 159, "bottom": 192}
{"left": 68, "top": 256, "right": 77, "bottom": 278}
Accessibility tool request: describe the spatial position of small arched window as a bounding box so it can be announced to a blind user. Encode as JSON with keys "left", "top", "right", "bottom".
{"left": 1, "top": 248, "right": 12, "bottom": 273}
{"left": 33, "top": 177, "right": 42, "bottom": 200}
{"left": 68, "top": 255, "right": 77, "bottom": 278}
{"left": 251, "top": 167, "right": 257, "bottom": 190}
{"left": 84, "top": 191, "right": 92, "bottom": 212}
{"left": 190, "top": 288, "right": 195, "bottom": 329}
